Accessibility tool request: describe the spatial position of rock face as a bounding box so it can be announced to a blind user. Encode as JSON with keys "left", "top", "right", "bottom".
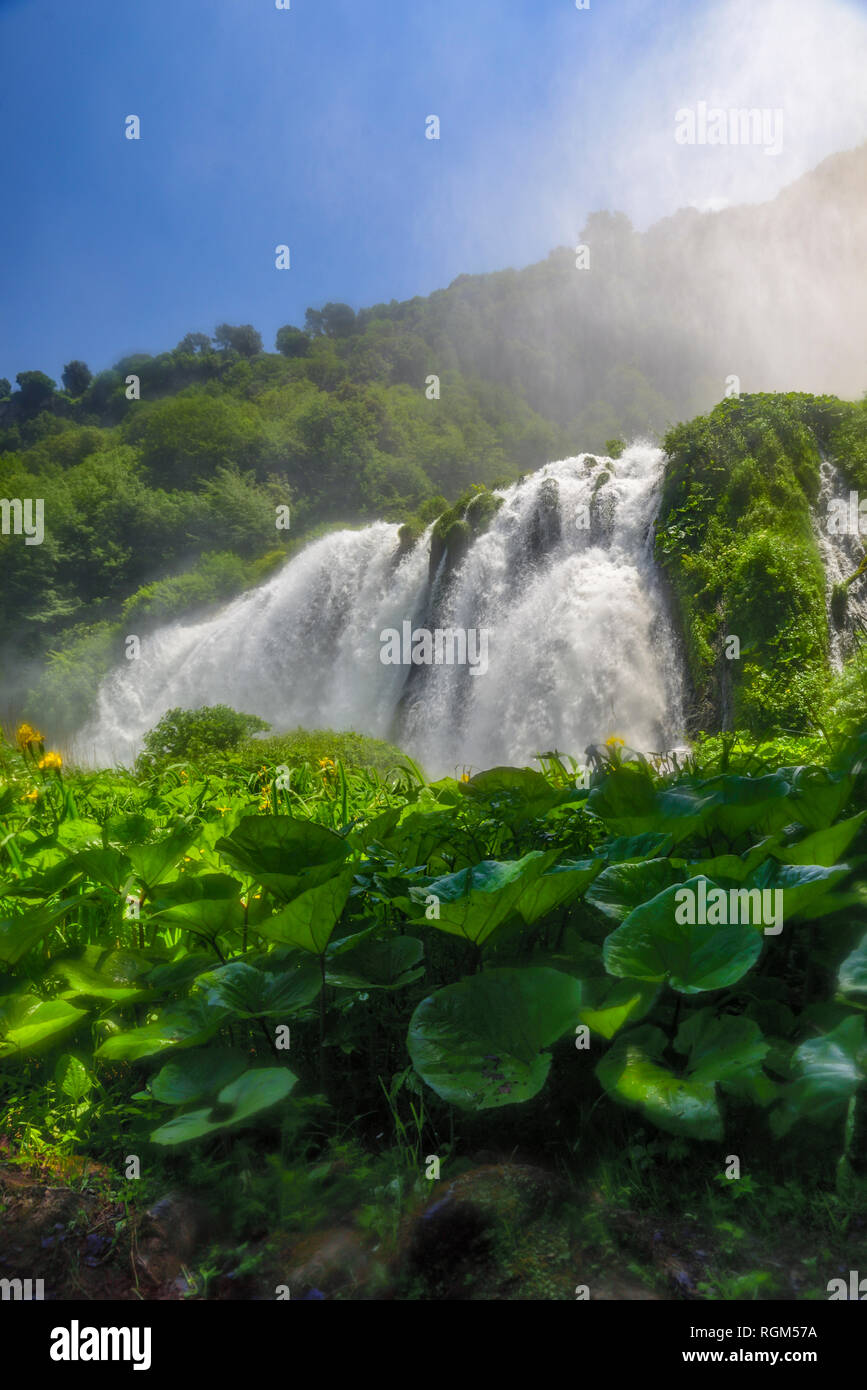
{"left": 401, "top": 1163, "right": 578, "bottom": 1300}
{"left": 136, "top": 1191, "right": 220, "bottom": 1288}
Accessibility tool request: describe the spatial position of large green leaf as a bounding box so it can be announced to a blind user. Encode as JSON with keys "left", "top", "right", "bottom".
{"left": 602, "top": 877, "right": 763, "bottom": 993}
{"left": 94, "top": 997, "right": 230, "bottom": 1061}
{"left": 773, "top": 811, "right": 867, "bottom": 867}
{"left": 596, "top": 1025, "right": 722, "bottom": 1139}
{"left": 839, "top": 933, "right": 867, "bottom": 995}
{"left": 772, "top": 1015, "right": 867, "bottom": 1135}
{"left": 678, "top": 838, "right": 778, "bottom": 885}
{"left": 150, "top": 1047, "right": 248, "bottom": 1104}
{"left": 408, "top": 966, "right": 581, "bottom": 1109}
{"left": 151, "top": 872, "right": 243, "bottom": 907}
{"left": 376, "top": 809, "right": 459, "bottom": 868}
{"left": 586, "top": 859, "right": 684, "bottom": 923}
{"left": 674, "top": 1008, "right": 769, "bottom": 1082}
{"left": 259, "top": 869, "right": 355, "bottom": 954}
{"left": 152, "top": 894, "right": 245, "bottom": 941}
{"left": 597, "top": 832, "right": 675, "bottom": 863}
{"left": 193, "top": 960, "right": 321, "bottom": 1017}
{"left": 55, "top": 1053, "right": 94, "bottom": 1104}
{"left": 326, "top": 935, "right": 424, "bottom": 990}
{"left": 149, "top": 1067, "right": 296, "bottom": 1145}
{"left": 126, "top": 826, "right": 199, "bottom": 891}
{"left": 588, "top": 769, "right": 719, "bottom": 844}
{"left": 215, "top": 816, "right": 349, "bottom": 899}
{"left": 743, "top": 860, "right": 851, "bottom": 922}
{"left": 51, "top": 947, "right": 153, "bottom": 1002}
{"left": 515, "top": 858, "right": 604, "bottom": 925}
{"left": 783, "top": 766, "right": 854, "bottom": 832}
{"left": 15, "top": 847, "right": 133, "bottom": 898}
{"left": 575, "top": 976, "right": 659, "bottom": 1039}
{"left": 0, "top": 896, "right": 86, "bottom": 965}
{"left": 408, "top": 853, "right": 554, "bottom": 946}
{"left": 0, "top": 998, "right": 89, "bottom": 1055}
{"left": 460, "top": 767, "right": 574, "bottom": 826}
{"left": 704, "top": 773, "right": 792, "bottom": 840}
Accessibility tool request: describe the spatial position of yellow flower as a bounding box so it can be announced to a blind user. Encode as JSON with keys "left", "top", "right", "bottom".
{"left": 16, "top": 722, "right": 43, "bottom": 751}
{"left": 604, "top": 736, "right": 625, "bottom": 748}
{"left": 459, "top": 772, "right": 470, "bottom": 783}
{"left": 318, "top": 757, "right": 335, "bottom": 769}
{"left": 38, "top": 751, "right": 63, "bottom": 771}
{"left": 215, "top": 804, "right": 231, "bottom": 813}
{"left": 21, "top": 789, "right": 38, "bottom": 802}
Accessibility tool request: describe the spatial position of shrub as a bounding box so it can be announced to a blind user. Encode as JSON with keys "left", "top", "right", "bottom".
{"left": 136, "top": 705, "right": 270, "bottom": 773}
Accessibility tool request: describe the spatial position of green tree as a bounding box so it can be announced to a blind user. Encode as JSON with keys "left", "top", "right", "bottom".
{"left": 15, "top": 371, "right": 56, "bottom": 415}
{"left": 137, "top": 704, "right": 270, "bottom": 772}
{"left": 275, "top": 325, "right": 311, "bottom": 358}
{"left": 61, "top": 360, "right": 93, "bottom": 396}
{"left": 305, "top": 303, "right": 357, "bottom": 338}
{"left": 124, "top": 392, "right": 266, "bottom": 487}
{"left": 214, "top": 323, "right": 263, "bottom": 357}
{"left": 176, "top": 332, "right": 212, "bottom": 355}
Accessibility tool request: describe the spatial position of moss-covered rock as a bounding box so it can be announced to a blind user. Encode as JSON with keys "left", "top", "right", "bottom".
{"left": 428, "top": 486, "right": 503, "bottom": 582}
{"left": 655, "top": 392, "right": 853, "bottom": 734}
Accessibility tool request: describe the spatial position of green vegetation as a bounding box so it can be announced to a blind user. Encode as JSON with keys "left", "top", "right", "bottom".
{"left": 1, "top": 714, "right": 865, "bottom": 1297}
{"left": 3, "top": 294, "right": 866, "bottom": 746}
{"left": 0, "top": 317, "right": 569, "bottom": 692}
{"left": 136, "top": 706, "right": 271, "bottom": 774}
{"left": 656, "top": 392, "right": 867, "bottom": 733}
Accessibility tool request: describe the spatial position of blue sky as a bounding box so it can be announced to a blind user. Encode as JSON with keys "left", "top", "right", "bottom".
{"left": 1, "top": 0, "right": 866, "bottom": 384}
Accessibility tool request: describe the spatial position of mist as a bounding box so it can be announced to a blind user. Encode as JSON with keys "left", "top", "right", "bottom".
{"left": 416, "top": 0, "right": 867, "bottom": 409}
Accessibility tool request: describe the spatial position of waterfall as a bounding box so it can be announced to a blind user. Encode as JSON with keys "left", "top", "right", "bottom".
{"left": 75, "top": 443, "right": 686, "bottom": 775}
{"left": 813, "top": 458, "right": 867, "bottom": 668}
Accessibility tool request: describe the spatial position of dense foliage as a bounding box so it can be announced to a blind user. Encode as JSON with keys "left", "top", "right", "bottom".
{"left": 656, "top": 392, "right": 867, "bottom": 733}
{"left": 0, "top": 316, "right": 569, "bottom": 701}
{"left": 2, "top": 720, "right": 866, "bottom": 1238}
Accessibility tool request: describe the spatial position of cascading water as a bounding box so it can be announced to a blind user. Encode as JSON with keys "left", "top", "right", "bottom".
{"left": 75, "top": 443, "right": 686, "bottom": 775}
{"left": 813, "top": 458, "right": 867, "bottom": 668}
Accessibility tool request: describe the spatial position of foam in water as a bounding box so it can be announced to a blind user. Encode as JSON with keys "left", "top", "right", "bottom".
{"left": 76, "top": 444, "right": 685, "bottom": 775}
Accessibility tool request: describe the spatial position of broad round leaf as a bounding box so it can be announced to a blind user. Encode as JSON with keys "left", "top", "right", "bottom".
{"left": 0, "top": 998, "right": 88, "bottom": 1055}
{"left": 771, "top": 1015, "right": 866, "bottom": 1135}
{"left": 603, "top": 877, "right": 763, "bottom": 993}
{"left": 149, "top": 1067, "right": 295, "bottom": 1145}
{"left": 150, "top": 1047, "right": 248, "bottom": 1104}
{"left": 260, "top": 869, "right": 355, "bottom": 954}
{"left": 596, "top": 1025, "right": 722, "bottom": 1139}
{"left": 408, "top": 966, "right": 582, "bottom": 1109}
{"left": 408, "top": 853, "right": 554, "bottom": 946}
{"left": 326, "top": 936, "right": 424, "bottom": 990}
{"left": 674, "top": 1008, "right": 769, "bottom": 1083}
{"left": 194, "top": 960, "right": 321, "bottom": 1016}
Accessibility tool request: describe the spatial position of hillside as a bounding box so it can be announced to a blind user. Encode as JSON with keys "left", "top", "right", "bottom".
{"left": 1, "top": 147, "right": 866, "bottom": 736}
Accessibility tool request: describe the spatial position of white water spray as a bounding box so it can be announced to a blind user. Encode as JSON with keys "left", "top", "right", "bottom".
{"left": 813, "top": 458, "right": 867, "bottom": 668}
{"left": 76, "top": 444, "right": 685, "bottom": 774}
